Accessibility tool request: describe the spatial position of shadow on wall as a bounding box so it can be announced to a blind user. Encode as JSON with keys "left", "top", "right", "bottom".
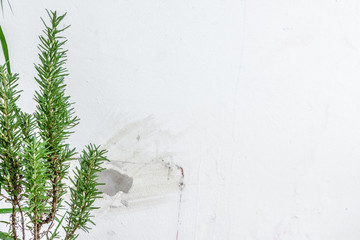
{"left": 96, "top": 116, "right": 184, "bottom": 210}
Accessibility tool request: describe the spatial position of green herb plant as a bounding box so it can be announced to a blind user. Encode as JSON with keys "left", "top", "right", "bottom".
{"left": 0, "top": 10, "right": 108, "bottom": 240}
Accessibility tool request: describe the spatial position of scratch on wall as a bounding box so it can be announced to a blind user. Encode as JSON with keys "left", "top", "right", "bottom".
{"left": 175, "top": 164, "right": 184, "bottom": 240}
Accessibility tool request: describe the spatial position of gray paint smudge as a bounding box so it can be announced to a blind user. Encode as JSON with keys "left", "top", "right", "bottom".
{"left": 98, "top": 169, "right": 133, "bottom": 196}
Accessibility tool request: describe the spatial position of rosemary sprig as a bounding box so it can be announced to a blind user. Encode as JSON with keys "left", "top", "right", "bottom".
{"left": 0, "top": 10, "right": 109, "bottom": 239}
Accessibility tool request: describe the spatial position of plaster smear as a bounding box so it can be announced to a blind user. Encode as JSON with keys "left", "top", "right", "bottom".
{"left": 96, "top": 116, "right": 184, "bottom": 210}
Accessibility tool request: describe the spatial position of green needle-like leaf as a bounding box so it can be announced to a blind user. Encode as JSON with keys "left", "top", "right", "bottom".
{"left": 0, "top": 207, "right": 30, "bottom": 214}
{"left": 0, "top": 25, "right": 10, "bottom": 74}
{"left": 0, "top": 231, "right": 14, "bottom": 240}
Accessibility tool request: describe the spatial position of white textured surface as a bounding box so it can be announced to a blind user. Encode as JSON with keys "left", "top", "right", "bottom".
{"left": 1, "top": 0, "right": 360, "bottom": 239}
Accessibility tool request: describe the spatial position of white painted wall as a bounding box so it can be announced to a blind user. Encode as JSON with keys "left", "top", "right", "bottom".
{"left": 1, "top": 0, "right": 360, "bottom": 239}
